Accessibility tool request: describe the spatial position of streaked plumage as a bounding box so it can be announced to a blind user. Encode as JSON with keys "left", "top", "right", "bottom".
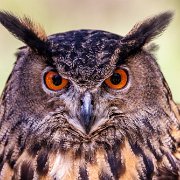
{"left": 0, "top": 11, "right": 179, "bottom": 179}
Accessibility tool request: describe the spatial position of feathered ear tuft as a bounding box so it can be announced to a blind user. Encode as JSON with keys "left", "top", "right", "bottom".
{"left": 120, "top": 11, "right": 174, "bottom": 54}
{"left": 0, "top": 11, "right": 50, "bottom": 56}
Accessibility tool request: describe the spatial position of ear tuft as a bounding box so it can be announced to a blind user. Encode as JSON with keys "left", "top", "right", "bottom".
{"left": 21, "top": 16, "right": 47, "bottom": 41}
{"left": 120, "top": 11, "right": 174, "bottom": 53}
{"left": 0, "top": 11, "right": 49, "bottom": 56}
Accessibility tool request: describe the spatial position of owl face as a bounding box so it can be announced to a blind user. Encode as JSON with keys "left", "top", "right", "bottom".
{"left": 0, "top": 12, "right": 174, "bottom": 155}
{"left": 7, "top": 29, "right": 169, "bottom": 151}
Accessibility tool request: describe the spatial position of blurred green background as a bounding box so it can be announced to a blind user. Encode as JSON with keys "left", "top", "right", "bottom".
{"left": 0, "top": 0, "right": 179, "bottom": 103}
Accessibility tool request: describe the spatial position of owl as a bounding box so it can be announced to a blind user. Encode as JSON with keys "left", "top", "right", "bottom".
{"left": 0, "top": 11, "right": 179, "bottom": 180}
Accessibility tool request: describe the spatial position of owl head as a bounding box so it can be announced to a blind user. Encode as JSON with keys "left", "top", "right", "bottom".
{"left": 0, "top": 11, "right": 177, "bottom": 160}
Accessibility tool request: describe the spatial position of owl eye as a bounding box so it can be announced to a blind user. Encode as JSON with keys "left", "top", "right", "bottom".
{"left": 105, "top": 69, "right": 128, "bottom": 89}
{"left": 44, "top": 71, "right": 68, "bottom": 91}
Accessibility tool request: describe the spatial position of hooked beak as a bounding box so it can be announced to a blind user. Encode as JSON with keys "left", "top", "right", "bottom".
{"left": 79, "top": 92, "right": 94, "bottom": 134}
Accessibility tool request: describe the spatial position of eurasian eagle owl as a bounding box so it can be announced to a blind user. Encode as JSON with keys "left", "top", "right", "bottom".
{"left": 0, "top": 11, "right": 179, "bottom": 179}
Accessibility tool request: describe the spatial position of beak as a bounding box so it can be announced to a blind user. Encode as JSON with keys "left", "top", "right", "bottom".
{"left": 79, "top": 92, "right": 94, "bottom": 134}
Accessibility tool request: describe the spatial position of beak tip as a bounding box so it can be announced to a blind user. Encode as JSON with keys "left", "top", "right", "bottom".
{"left": 80, "top": 114, "right": 94, "bottom": 134}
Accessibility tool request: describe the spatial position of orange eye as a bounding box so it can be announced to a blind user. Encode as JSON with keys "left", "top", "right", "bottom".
{"left": 44, "top": 71, "right": 68, "bottom": 91}
{"left": 105, "top": 69, "right": 128, "bottom": 89}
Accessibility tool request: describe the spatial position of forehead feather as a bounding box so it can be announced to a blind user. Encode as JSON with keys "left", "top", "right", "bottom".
{"left": 48, "top": 30, "right": 122, "bottom": 85}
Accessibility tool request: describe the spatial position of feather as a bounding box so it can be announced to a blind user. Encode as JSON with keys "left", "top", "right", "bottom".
{"left": 120, "top": 11, "right": 174, "bottom": 54}
{"left": 0, "top": 11, "right": 50, "bottom": 56}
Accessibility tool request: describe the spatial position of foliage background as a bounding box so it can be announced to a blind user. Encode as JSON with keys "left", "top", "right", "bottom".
{"left": 0, "top": 0, "right": 179, "bottom": 103}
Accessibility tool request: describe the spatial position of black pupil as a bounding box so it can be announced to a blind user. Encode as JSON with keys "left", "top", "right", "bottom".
{"left": 52, "top": 74, "right": 62, "bottom": 86}
{"left": 110, "top": 73, "right": 121, "bottom": 85}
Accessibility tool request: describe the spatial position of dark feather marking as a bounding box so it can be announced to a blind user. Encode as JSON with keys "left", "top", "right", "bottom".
{"left": 157, "top": 167, "right": 179, "bottom": 180}
{"left": 0, "top": 155, "right": 3, "bottom": 166}
{"left": 0, "top": 115, "right": 25, "bottom": 145}
{"left": 28, "top": 142, "right": 41, "bottom": 156}
{"left": 0, "top": 121, "right": 24, "bottom": 169}
{"left": 85, "top": 149, "right": 95, "bottom": 164}
{"left": 99, "top": 171, "right": 113, "bottom": 180}
{"left": 167, "top": 130, "right": 177, "bottom": 152}
{"left": 147, "top": 139, "right": 162, "bottom": 161}
{"left": 0, "top": 150, "right": 4, "bottom": 172}
{"left": 75, "top": 144, "right": 83, "bottom": 159}
{"left": 8, "top": 159, "right": 16, "bottom": 169}
{"left": 18, "top": 133, "right": 26, "bottom": 152}
{"left": 178, "top": 106, "right": 180, "bottom": 114}
{"left": 138, "top": 157, "right": 154, "bottom": 180}
{"left": 20, "top": 161, "right": 34, "bottom": 180}
{"left": 6, "top": 148, "right": 16, "bottom": 168}
{"left": 129, "top": 142, "right": 154, "bottom": 179}
{"left": 36, "top": 149, "right": 49, "bottom": 176}
{"left": 105, "top": 140, "right": 124, "bottom": 179}
{"left": 11, "top": 174, "right": 16, "bottom": 180}
{"left": 165, "top": 152, "right": 178, "bottom": 173}
{"left": 0, "top": 108, "right": 16, "bottom": 135}
{"left": 0, "top": 11, "right": 51, "bottom": 57}
{"left": 79, "top": 166, "right": 89, "bottom": 180}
